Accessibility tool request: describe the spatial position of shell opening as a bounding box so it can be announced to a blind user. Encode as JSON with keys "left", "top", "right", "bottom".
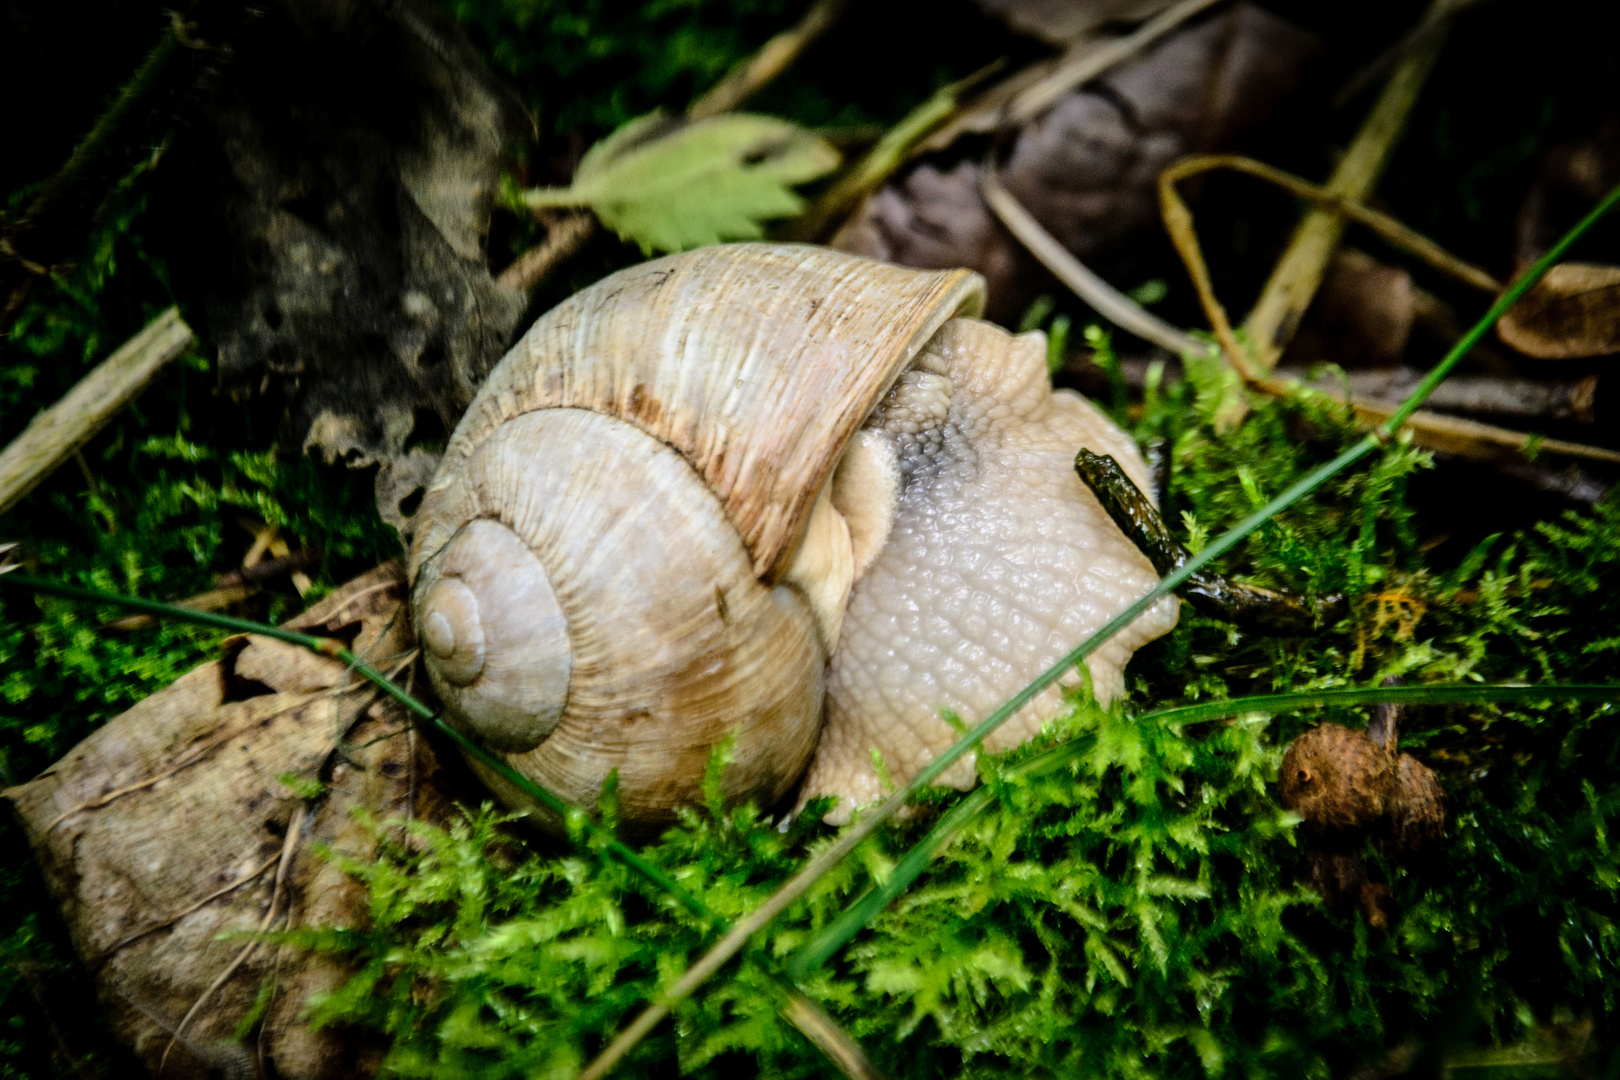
{"left": 416, "top": 519, "right": 572, "bottom": 754}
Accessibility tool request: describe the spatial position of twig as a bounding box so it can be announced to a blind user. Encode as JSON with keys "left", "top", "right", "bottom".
{"left": 687, "top": 0, "right": 851, "bottom": 120}
{"left": 573, "top": 181, "right": 1620, "bottom": 1080}
{"left": 1006, "top": 0, "right": 1228, "bottom": 124}
{"left": 786, "top": 62, "right": 1004, "bottom": 242}
{"left": 1160, "top": 155, "right": 1501, "bottom": 294}
{"left": 1241, "top": 0, "right": 1452, "bottom": 372}
{"left": 1336, "top": 392, "right": 1620, "bottom": 465}
{"left": 0, "top": 307, "right": 194, "bottom": 516}
{"left": 494, "top": 211, "right": 597, "bottom": 296}
{"left": 982, "top": 169, "right": 1211, "bottom": 357}
{"left": 1074, "top": 448, "right": 1347, "bottom": 633}
{"left": 1333, "top": 0, "right": 1488, "bottom": 108}
{"left": 1157, "top": 151, "right": 1505, "bottom": 381}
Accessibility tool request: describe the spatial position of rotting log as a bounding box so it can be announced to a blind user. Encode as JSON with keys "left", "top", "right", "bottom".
{"left": 4, "top": 562, "right": 458, "bottom": 1080}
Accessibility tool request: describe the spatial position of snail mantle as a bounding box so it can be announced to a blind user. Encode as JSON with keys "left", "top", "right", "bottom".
{"left": 408, "top": 242, "right": 1179, "bottom": 829}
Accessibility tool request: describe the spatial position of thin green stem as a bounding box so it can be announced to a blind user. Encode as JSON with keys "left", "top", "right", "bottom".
{"left": 786, "top": 682, "right": 1619, "bottom": 976}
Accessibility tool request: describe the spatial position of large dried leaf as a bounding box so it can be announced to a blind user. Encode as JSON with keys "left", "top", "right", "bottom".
{"left": 1497, "top": 262, "right": 1620, "bottom": 359}
{"left": 4, "top": 564, "right": 458, "bottom": 1080}
{"left": 834, "top": 3, "right": 1317, "bottom": 323}
{"left": 528, "top": 113, "right": 840, "bottom": 254}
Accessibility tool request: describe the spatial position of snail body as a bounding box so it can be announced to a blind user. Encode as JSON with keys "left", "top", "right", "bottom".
{"left": 409, "top": 243, "right": 1176, "bottom": 828}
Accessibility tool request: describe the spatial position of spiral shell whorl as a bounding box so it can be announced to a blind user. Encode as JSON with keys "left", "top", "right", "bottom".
{"left": 415, "top": 519, "right": 571, "bottom": 753}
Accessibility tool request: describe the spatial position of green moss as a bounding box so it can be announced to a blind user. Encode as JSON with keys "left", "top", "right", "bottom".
{"left": 282, "top": 375, "right": 1620, "bottom": 1078}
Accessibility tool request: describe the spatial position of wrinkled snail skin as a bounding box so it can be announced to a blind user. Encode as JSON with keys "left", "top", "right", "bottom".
{"left": 802, "top": 319, "right": 1179, "bottom": 822}
{"left": 408, "top": 242, "right": 1178, "bottom": 830}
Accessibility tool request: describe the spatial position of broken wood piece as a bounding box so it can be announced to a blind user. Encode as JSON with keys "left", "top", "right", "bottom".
{"left": 0, "top": 307, "right": 194, "bottom": 516}
{"left": 1257, "top": 375, "right": 1620, "bottom": 465}
{"left": 4, "top": 562, "right": 456, "bottom": 1080}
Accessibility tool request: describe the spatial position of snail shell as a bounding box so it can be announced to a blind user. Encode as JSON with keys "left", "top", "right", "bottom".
{"left": 409, "top": 244, "right": 983, "bottom": 827}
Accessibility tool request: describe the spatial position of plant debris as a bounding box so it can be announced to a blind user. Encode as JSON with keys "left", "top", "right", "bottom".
{"left": 834, "top": 3, "right": 1317, "bottom": 321}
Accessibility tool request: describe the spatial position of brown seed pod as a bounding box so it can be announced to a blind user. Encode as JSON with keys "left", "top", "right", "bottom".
{"left": 1278, "top": 709, "right": 1446, "bottom": 932}
{"left": 1277, "top": 722, "right": 1398, "bottom": 835}
{"left": 1384, "top": 753, "right": 1446, "bottom": 856}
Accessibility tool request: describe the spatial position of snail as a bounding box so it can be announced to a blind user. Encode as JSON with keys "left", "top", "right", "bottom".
{"left": 408, "top": 243, "right": 1179, "bottom": 828}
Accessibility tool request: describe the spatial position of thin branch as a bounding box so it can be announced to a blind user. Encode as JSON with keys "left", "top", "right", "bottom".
{"left": 500, "top": 0, "right": 848, "bottom": 294}
{"left": 1242, "top": 0, "right": 1452, "bottom": 372}
{"left": 0, "top": 307, "right": 194, "bottom": 516}
{"left": 687, "top": 0, "right": 851, "bottom": 120}
{"left": 982, "top": 168, "right": 1212, "bottom": 357}
{"left": 494, "top": 211, "right": 597, "bottom": 295}
{"left": 1160, "top": 155, "right": 1501, "bottom": 294}
{"left": 785, "top": 61, "right": 1004, "bottom": 242}
{"left": 1005, "top": 0, "right": 1228, "bottom": 125}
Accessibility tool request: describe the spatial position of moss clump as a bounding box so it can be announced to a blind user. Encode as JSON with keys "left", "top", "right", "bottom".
{"left": 287, "top": 359, "right": 1620, "bottom": 1078}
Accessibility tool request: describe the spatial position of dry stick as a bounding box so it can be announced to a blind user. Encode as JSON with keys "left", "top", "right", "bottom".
{"left": 1243, "top": 1, "right": 1450, "bottom": 372}
{"left": 800, "top": 0, "right": 1222, "bottom": 244}
{"left": 1333, "top": 0, "right": 1487, "bottom": 108}
{"left": 1151, "top": 160, "right": 1620, "bottom": 464}
{"left": 982, "top": 169, "right": 1211, "bottom": 357}
{"left": 1161, "top": 155, "right": 1501, "bottom": 294}
{"left": 1332, "top": 395, "right": 1620, "bottom": 466}
{"left": 575, "top": 181, "right": 1620, "bottom": 1080}
{"left": 159, "top": 804, "right": 306, "bottom": 1075}
{"left": 1005, "top": 0, "right": 1228, "bottom": 125}
{"left": 784, "top": 61, "right": 1004, "bottom": 242}
{"left": 687, "top": 0, "right": 852, "bottom": 121}
{"left": 0, "top": 307, "right": 194, "bottom": 516}
{"left": 495, "top": 211, "right": 598, "bottom": 296}
{"left": 1001, "top": 155, "right": 1616, "bottom": 465}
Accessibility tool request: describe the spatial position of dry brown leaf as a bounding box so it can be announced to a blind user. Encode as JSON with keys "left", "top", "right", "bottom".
{"left": 834, "top": 3, "right": 1317, "bottom": 323}
{"left": 1496, "top": 262, "right": 1620, "bottom": 359}
{"left": 4, "top": 563, "right": 457, "bottom": 1080}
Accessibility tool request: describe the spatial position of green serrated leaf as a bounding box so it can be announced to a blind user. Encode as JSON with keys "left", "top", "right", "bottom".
{"left": 526, "top": 113, "right": 839, "bottom": 254}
